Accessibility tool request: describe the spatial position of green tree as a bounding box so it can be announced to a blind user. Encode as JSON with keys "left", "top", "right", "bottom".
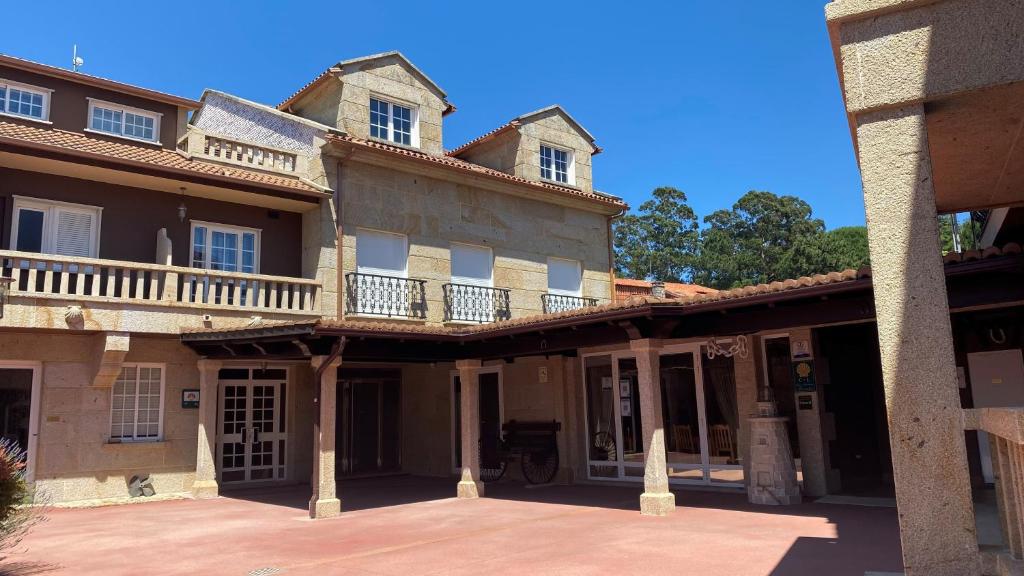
{"left": 693, "top": 191, "right": 826, "bottom": 288}
{"left": 613, "top": 187, "right": 700, "bottom": 281}
{"left": 938, "top": 214, "right": 982, "bottom": 253}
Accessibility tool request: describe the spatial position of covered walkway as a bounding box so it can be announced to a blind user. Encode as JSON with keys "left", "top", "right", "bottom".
{"left": 5, "top": 477, "right": 904, "bottom": 575}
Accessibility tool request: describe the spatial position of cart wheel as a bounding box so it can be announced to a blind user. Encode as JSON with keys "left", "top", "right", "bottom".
{"left": 521, "top": 444, "right": 559, "bottom": 485}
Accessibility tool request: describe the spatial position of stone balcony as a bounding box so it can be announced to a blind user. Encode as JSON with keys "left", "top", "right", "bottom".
{"left": 0, "top": 250, "right": 322, "bottom": 335}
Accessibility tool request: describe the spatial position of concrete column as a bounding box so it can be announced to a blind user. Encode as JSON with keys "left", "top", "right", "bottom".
{"left": 788, "top": 328, "right": 829, "bottom": 498}
{"left": 456, "top": 359, "right": 485, "bottom": 498}
{"left": 631, "top": 339, "right": 675, "bottom": 516}
{"left": 733, "top": 338, "right": 760, "bottom": 485}
{"left": 192, "top": 359, "right": 222, "bottom": 499}
{"left": 309, "top": 355, "right": 342, "bottom": 518}
{"left": 856, "top": 104, "right": 979, "bottom": 575}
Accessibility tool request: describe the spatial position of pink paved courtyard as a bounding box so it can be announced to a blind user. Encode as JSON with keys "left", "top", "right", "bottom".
{"left": 1, "top": 477, "right": 903, "bottom": 576}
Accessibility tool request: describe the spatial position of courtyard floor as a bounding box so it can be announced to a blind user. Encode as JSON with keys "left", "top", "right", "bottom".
{"left": 1, "top": 476, "right": 904, "bottom": 576}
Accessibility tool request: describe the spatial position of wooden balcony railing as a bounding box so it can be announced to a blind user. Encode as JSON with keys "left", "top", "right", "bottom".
{"left": 964, "top": 407, "right": 1024, "bottom": 561}
{"left": 344, "top": 272, "right": 427, "bottom": 318}
{"left": 443, "top": 283, "right": 511, "bottom": 323}
{"left": 541, "top": 293, "right": 598, "bottom": 314}
{"left": 0, "top": 250, "right": 320, "bottom": 315}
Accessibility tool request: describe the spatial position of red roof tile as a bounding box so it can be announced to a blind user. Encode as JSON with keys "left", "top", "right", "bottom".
{"left": 0, "top": 119, "right": 322, "bottom": 196}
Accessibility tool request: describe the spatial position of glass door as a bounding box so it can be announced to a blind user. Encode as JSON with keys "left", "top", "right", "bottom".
{"left": 217, "top": 367, "right": 288, "bottom": 485}
{"left": 660, "top": 351, "right": 707, "bottom": 483}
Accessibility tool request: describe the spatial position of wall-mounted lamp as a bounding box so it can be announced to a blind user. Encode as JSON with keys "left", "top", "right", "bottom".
{"left": 177, "top": 187, "right": 187, "bottom": 223}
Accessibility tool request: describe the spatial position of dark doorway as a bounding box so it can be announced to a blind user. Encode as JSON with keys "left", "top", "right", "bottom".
{"left": 818, "top": 323, "right": 894, "bottom": 496}
{"left": 763, "top": 337, "right": 801, "bottom": 458}
{"left": 0, "top": 369, "right": 32, "bottom": 460}
{"left": 340, "top": 368, "right": 401, "bottom": 476}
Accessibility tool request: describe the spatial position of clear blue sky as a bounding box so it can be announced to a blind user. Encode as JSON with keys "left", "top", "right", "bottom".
{"left": 5, "top": 1, "right": 864, "bottom": 229}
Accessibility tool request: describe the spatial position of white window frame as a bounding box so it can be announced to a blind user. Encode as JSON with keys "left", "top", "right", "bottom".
{"left": 449, "top": 365, "right": 504, "bottom": 474}
{"left": 450, "top": 242, "right": 493, "bottom": 287}
{"left": 539, "top": 143, "right": 575, "bottom": 185}
{"left": 108, "top": 363, "right": 166, "bottom": 443}
{"left": 9, "top": 195, "right": 102, "bottom": 257}
{"left": 369, "top": 95, "right": 420, "bottom": 148}
{"left": 0, "top": 78, "right": 52, "bottom": 123}
{"left": 356, "top": 228, "right": 409, "bottom": 278}
{"left": 547, "top": 256, "right": 583, "bottom": 297}
{"left": 189, "top": 220, "right": 261, "bottom": 274}
{"left": 85, "top": 98, "right": 162, "bottom": 144}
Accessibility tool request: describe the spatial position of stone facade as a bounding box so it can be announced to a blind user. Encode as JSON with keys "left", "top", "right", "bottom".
{"left": 747, "top": 400, "right": 801, "bottom": 506}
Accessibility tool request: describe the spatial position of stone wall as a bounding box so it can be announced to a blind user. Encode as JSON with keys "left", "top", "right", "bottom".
{"left": 400, "top": 363, "right": 455, "bottom": 477}
{"left": 516, "top": 110, "right": 594, "bottom": 194}
{"left": 339, "top": 162, "right": 612, "bottom": 323}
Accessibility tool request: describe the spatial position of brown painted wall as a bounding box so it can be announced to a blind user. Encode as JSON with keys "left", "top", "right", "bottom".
{"left": 0, "top": 168, "right": 302, "bottom": 277}
{"left": 0, "top": 64, "right": 182, "bottom": 149}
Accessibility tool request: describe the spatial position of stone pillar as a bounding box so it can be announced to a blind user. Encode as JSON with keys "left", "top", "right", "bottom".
{"left": 631, "top": 339, "right": 675, "bottom": 516}
{"left": 857, "top": 104, "right": 979, "bottom": 575}
{"left": 456, "top": 359, "right": 485, "bottom": 498}
{"left": 192, "top": 359, "right": 222, "bottom": 499}
{"left": 309, "top": 355, "right": 342, "bottom": 518}
{"left": 733, "top": 338, "right": 760, "bottom": 484}
{"left": 788, "top": 328, "right": 828, "bottom": 498}
{"left": 747, "top": 396, "right": 801, "bottom": 505}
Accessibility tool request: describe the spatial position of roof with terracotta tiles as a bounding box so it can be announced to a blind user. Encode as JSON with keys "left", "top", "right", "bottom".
{"left": 0, "top": 53, "right": 200, "bottom": 109}
{"left": 614, "top": 278, "right": 718, "bottom": 299}
{"left": 182, "top": 242, "right": 1024, "bottom": 343}
{"left": 0, "top": 119, "right": 323, "bottom": 196}
{"left": 325, "top": 133, "right": 626, "bottom": 210}
{"left": 446, "top": 121, "right": 519, "bottom": 157}
{"left": 448, "top": 106, "right": 601, "bottom": 158}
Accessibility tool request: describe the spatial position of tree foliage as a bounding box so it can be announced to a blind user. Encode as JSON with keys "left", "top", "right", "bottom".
{"left": 614, "top": 189, "right": 872, "bottom": 290}
{"left": 938, "top": 214, "right": 982, "bottom": 253}
{"left": 613, "top": 187, "right": 699, "bottom": 281}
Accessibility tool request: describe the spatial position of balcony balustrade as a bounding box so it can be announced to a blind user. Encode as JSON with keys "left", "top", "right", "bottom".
{"left": 0, "top": 250, "right": 321, "bottom": 315}
{"left": 344, "top": 272, "right": 427, "bottom": 318}
{"left": 541, "top": 293, "right": 598, "bottom": 314}
{"left": 443, "top": 283, "right": 511, "bottom": 323}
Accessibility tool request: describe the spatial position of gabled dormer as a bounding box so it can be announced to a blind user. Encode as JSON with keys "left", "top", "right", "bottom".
{"left": 449, "top": 105, "right": 600, "bottom": 194}
{"left": 277, "top": 51, "right": 453, "bottom": 156}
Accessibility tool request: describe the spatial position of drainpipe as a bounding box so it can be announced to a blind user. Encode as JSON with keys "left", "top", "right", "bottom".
{"left": 336, "top": 160, "right": 345, "bottom": 320}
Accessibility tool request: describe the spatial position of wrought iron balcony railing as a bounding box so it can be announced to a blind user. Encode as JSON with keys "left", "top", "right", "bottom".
{"left": 442, "top": 283, "right": 511, "bottom": 323}
{"left": 345, "top": 272, "right": 427, "bottom": 318}
{"left": 542, "top": 293, "right": 598, "bottom": 314}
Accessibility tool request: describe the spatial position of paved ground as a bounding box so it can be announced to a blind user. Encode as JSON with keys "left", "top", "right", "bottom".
{"left": 1, "top": 476, "right": 904, "bottom": 576}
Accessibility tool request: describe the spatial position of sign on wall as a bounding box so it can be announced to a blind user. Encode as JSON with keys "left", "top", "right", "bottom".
{"left": 792, "top": 360, "right": 816, "bottom": 392}
{"left": 182, "top": 389, "right": 200, "bottom": 409}
{"left": 791, "top": 340, "right": 812, "bottom": 360}
{"left": 798, "top": 394, "right": 814, "bottom": 410}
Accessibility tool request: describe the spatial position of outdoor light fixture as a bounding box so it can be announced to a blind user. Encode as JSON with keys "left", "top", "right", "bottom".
{"left": 0, "top": 276, "right": 11, "bottom": 319}
{"left": 177, "top": 187, "right": 188, "bottom": 223}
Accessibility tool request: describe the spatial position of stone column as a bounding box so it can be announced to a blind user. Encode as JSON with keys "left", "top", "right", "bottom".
{"left": 631, "top": 339, "right": 675, "bottom": 516}
{"left": 192, "top": 359, "right": 222, "bottom": 499}
{"left": 456, "top": 359, "right": 484, "bottom": 498}
{"left": 309, "top": 355, "right": 342, "bottom": 518}
{"left": 856, "top": 104, "right": 979, "bottom": 575}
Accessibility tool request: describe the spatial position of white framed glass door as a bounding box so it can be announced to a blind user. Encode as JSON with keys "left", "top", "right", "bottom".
{"left": 217, "top": 367, "right": 288, "bottom": 484}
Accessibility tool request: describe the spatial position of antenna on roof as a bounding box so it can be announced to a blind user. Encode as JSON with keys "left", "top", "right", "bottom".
{"left": 72, "top": 45, "right": 84, "bottom": 72}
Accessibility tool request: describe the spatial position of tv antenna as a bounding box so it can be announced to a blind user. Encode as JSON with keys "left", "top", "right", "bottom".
{"left": 72, "top": 45, "right": 84, "bottom": 72}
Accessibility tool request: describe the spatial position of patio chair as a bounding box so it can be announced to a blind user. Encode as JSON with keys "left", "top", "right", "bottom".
{"left": 709, "top": 424, "right": 735, "bottom": 461}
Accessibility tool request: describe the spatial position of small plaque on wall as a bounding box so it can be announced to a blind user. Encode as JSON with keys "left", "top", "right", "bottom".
{"left": 798, "top": 394, "right": 813, "bottom": 410}
{"left": 793, "top": 360, "right": 816, "bottom": 392}
{"left": 182, "top": 389, "right": 200, "bottom": 409}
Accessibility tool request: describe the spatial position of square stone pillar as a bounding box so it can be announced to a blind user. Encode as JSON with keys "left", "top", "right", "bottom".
{"left": 192, "top": 359, "right": 222, "bottom": 499}
{"left": 787, "top": 328, "right": 829, "bottom": 498}
{"left": 309, "top": 355, "right": 342, "bottom": 519}
{"left": 631, "top": 339, "right": 675, "bottom": 516}
{"left": 456, "top": 359, "right": 485, "bottom": 498}
{"left": 857, "top": 104, "right": 979, "bottom": 575}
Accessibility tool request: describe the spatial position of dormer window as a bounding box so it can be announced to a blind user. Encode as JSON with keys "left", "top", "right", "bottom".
{"left": 370, "top": 97, "right": 417, "bottom": 147}
{"left": 540, "top": 144, "right": 573, "bottom": 185}
{"left": 0, "top": 79, "right": 50, "bottom": 122}
{"left": 87, "top": 99, "right": 160, "bottom": 144}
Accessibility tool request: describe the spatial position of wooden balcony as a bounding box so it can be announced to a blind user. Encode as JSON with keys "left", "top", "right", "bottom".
{"left": 0, "top": 250, "right": 321, "bottom": 332}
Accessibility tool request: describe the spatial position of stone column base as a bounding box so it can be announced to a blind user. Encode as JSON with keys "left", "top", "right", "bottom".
{"left": 309, "top": 497, "right": 341, "bottom": 519}
{"left": 191, "top": 479, "right": 219, "bottom": 500}
{"left": 640, "top": 491, "right": 676, "bottom": 516}
{"left": 457, "top": 480, "right": 485, "bottom": 499}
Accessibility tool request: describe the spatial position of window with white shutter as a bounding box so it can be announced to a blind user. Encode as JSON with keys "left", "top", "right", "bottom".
{"left": 547, "top": 257, "right": 582, "bottom": 296}
{"left": 10, "top": 197, "right": 101, "bottom": 257}
{"left": 450, "top": 243, "right": 493, "bottom": 287}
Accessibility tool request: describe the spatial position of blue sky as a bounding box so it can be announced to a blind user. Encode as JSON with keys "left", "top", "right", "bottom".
{"left": 6, "top": 1, "right": 863, "bottom": 229}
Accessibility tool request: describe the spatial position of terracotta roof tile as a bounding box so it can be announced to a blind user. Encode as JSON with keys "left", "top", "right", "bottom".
{"left": 446, "top": 122, "right": 518, "bottom": 156}
{"left": 0, "top": 119, "right": 321, "bottom": 195}
{"left": 326, "top": 133, "right": 626, "bottom": 209}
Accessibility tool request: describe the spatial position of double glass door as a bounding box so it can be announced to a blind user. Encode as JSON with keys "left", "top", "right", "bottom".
{"left": 218, "top": 368, "right": 288, "bottom": 484}
{"left": 583, "top": 346, "right": 743, "bottom": 486}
